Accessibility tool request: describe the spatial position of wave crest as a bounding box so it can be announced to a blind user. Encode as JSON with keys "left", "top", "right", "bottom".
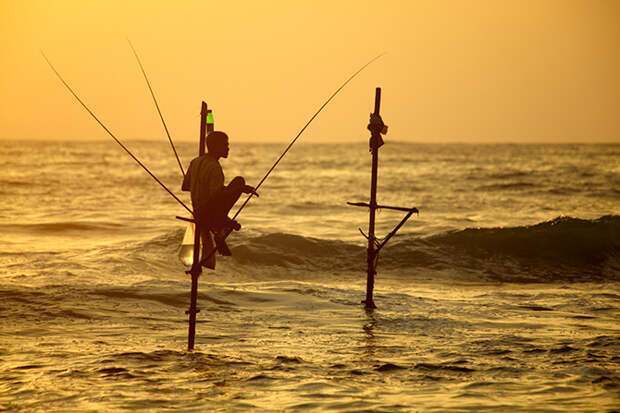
{"left": 231, "top": 233, "right": 363, "bottom": 270}
{"left": 229, "top": 216, "right": 619, "bottom": 283}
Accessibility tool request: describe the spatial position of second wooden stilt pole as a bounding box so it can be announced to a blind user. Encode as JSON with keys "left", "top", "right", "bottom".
{"left": 349, "top": 88, "right": 417, "bottom": 309}
{"left": 365, "top": 88, "right": 382, "bottom": 310}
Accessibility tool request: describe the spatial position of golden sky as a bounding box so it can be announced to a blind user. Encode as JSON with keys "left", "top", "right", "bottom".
{"left": 1, "top": 0, "right": 619, "bottom": 143}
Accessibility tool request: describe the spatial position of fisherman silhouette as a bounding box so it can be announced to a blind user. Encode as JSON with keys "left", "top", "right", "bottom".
{"left": 182, "top": 131, "right": 257, "bottom": 269}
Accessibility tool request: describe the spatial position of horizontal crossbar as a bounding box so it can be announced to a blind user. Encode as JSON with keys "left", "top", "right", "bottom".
{"left": 347, "top": 202, "right": 418, "bottom": 213}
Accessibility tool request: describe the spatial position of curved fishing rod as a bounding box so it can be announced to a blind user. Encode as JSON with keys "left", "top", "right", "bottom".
{"left": 127, "top": 39, "right": 186, "bottom": 177}
{"left": 42, "top": 51, "right": 193, "bottom": 216}
{"left": 230, "top": 53, "right": 384, "bottom": 221}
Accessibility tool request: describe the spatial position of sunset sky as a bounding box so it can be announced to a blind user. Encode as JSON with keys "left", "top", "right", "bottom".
{"left": 1, "top": 0, "right": 618, "bottom": 143}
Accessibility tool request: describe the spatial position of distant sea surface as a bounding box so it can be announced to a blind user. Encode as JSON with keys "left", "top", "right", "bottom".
{"left": 1, "top": 140, "right": 618, "bottom": 412}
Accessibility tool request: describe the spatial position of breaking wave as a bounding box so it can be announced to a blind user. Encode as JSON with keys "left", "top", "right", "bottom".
{"left": 229, "top": 216, "right": 620, "bottom": 283}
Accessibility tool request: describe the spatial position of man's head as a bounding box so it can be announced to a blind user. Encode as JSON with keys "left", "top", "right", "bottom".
{"left": 206, "top": 131, "right": 229, "bottom": 159}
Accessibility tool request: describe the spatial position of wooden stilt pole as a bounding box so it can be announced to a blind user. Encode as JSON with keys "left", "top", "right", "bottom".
{"left": 348, "top": 88, "right": 417, "bottom": 309}
{"left": 365, "top": 88, "right": 382, "bottom": 310}
{"left": 187, "top": 101, "right": 210, "bottom": 351}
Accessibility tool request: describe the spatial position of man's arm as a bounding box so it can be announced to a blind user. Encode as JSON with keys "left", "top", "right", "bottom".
{"left": 227, "top": 176, "right": 259, "bottom": 197}
{"left": 242, "top": 184, "right": 259, "bottom": 197}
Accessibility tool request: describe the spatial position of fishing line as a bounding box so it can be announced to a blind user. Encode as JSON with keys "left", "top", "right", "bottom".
{"left": 230, "top": 53, "right": 384, "bottom": 220}
{"left": 127, "top": 39, "right": 186, "bottom": 177}
{"left": 42, "top": 51, "right": 193, "bottom": 215}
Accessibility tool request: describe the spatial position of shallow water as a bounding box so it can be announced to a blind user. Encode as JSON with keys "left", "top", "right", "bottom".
{"left": 0, "top": 141, "right": 619, "bottom": 411}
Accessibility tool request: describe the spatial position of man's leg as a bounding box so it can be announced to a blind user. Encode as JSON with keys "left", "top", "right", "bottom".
{"left": 209, "top": 176, "right": 246, "bottom": 256}
{"left": 195, "top": 213, "right": 216, "bottom": 269}
{"left": 210, "top": 176, "right": 245, "bottom": 232}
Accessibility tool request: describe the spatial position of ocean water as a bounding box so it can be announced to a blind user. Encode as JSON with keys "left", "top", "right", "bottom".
{"left": 0, "top": 140, "right": 618, "bottom": 412}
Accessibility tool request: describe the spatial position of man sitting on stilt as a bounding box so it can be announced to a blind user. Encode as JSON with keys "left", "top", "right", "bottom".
{"left": 182, "top": 131, "right": 257, "bottom": 269}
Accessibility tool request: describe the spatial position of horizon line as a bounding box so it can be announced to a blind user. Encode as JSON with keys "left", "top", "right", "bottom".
{"left": 1, "top": 137, "right": 619, "bottom": 145}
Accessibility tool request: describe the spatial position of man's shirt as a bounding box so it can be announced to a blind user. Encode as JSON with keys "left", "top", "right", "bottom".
{"left": 182, "top": 153, "right": 224, "bottom": 214}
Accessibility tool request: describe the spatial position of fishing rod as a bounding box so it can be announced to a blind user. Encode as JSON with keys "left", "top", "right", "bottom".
{"left": 127, "top": 39, "right": 186, "bottom": 177}
{"left": 230, "top": 53, "right": 384, "bottom": 221}
{"left": 42, "top": 51, "right": 193, "bottom": 216}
